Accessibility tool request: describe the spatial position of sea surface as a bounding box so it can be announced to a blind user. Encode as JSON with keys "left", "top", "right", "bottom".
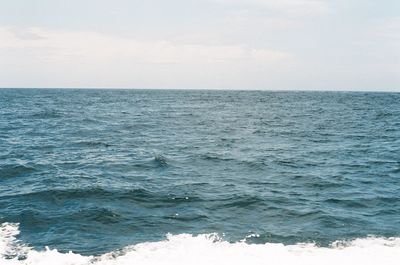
{"left": 1, "top": 89, "right": 400, "bottom": 264}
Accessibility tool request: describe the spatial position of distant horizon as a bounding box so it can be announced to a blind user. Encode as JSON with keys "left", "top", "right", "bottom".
{"left": 1, "top": 87, "right": 399, "bottom": 93}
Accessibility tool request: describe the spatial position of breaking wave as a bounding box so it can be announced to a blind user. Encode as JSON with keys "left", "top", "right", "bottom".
{"left": 1, "top": 222, "right": 400, "bottom": 265}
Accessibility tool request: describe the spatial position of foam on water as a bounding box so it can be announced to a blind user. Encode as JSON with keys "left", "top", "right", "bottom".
{"left": 1, "top": 223, "right": 400, "bottom": 265}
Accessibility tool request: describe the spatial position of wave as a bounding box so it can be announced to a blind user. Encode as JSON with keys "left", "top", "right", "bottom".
{"left": 153, "top": 154, "right": 168, "bottom": 167}
{"left": 72, "top": 141, "right": 112, "bottom": 148}
{"left": 0, "top": 164, "right": 36, "bottom": 179}
{"left": 30, "top": 109, "right": 62, "bottom": 119}
{"left": 0, "top": 187, "right": 202, "bottom": 205}
{"left": 2, "top": 223, "right": 400, "bottom": 265}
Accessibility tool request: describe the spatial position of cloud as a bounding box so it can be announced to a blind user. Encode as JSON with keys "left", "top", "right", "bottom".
{"left": 377, "top": 17, "right": 400, "bottom": 41}
{"left": 0, "top": 27, "right": 294, "bottom": 88}
{"left": 0, "top": 27, "right": 292, "bottom": 63}
{"left": 0, "top": 1, "right": 398, "bottom": 90}
{"left": 208, "top": 0, "right": 329, "bottom": 16}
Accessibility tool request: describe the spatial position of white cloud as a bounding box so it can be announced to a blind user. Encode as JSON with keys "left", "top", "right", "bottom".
{"left": 0, "top": 27, "right": 292, "bottom": 63}
{"left": 208, "top": 0, "right": 329, "bottom": 16}
{"left": 0, "top": 27, "right": 294, "bottom": 88}
{"left": 377, "top": 17, "right": 400, "bottom": 41}
{"left": 0, "top": 1, "right": 397, "bottom": 90}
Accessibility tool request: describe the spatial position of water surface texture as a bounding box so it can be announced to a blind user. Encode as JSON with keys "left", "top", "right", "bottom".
{"left": 1, "top": 89, "right": 400, "bottom": 257}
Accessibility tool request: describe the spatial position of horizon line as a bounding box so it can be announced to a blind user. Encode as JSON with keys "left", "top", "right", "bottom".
{"left": 0, "top": 87, "right": 399, "bottom": 93}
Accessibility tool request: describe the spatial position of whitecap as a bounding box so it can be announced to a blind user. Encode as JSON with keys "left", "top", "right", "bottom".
{"left": 2, "top": 223, "right": 400, "bottom": 265}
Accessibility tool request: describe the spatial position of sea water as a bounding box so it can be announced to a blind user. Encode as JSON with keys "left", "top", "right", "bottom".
{"left": 1, "top": 89, "right": 400, "bottom": 264}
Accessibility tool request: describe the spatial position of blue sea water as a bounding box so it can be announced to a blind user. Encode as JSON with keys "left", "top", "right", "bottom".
{"left": 1, "top": 89, "right": 400, "bottom": 263}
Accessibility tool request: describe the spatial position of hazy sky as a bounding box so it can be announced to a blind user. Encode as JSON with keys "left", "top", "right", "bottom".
{"left": 0, "top": 0, "right": 399, "bottom": 90}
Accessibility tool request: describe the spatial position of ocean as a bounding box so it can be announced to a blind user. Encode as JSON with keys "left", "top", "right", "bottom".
{"left": 1, "top": 88, "right": 400, "bottom": 264}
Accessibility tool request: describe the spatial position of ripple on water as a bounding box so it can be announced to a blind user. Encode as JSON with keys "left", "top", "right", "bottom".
{"left": 1, "top": 89, "right": 400, "bottom": 255}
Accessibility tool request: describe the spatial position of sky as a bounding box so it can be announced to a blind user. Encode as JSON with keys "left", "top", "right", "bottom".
{"left": 0, "top": 0, "right": 399, "bottom": 90}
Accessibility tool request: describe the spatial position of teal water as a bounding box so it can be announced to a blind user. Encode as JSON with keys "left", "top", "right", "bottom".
{"left": 1, "top": 89, "right": 400, "bottom": 256}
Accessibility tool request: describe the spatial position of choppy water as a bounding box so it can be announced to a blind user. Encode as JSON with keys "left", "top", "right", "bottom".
{"left": 1, "top": 89, "right": 400, "bottom": 263}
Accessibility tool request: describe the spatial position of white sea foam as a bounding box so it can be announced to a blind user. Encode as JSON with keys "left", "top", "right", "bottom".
{"left": 1, "top": 222, "right": 400, "bottom": 265}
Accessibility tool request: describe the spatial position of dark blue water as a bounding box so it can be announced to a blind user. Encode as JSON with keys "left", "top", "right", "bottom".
{"left": 1, "top": 89, "right": 400, "bottom": 255}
